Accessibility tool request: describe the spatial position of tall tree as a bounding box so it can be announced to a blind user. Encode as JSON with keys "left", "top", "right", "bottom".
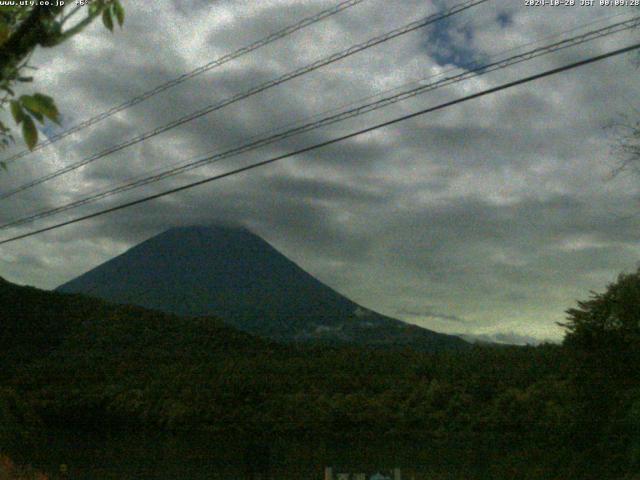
{"left": 561, "top": 269, "right": 640, "bottom": 477}
{"left": 562, "top": 268, "right": 640, "bottom": 350}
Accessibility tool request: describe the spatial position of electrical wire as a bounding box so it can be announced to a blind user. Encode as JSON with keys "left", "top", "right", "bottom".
{"left": 3, "top": 15, "right": 638, "bottom": 231}
{"left": 0, "top": 0, "right": 490, "bottom": 200}
{"left": 0, "top": 0, "right": 370, "bottom": 165}
{"left": 1, "top": 40, "right": 637, "bottom": 245}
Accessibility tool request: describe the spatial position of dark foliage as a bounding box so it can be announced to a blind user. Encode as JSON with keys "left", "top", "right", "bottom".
{"left": 561, "top": 269, "right": 640, "bottom": 478}
{"left": 1, "top": 274, "right": 638, "bottom": 478}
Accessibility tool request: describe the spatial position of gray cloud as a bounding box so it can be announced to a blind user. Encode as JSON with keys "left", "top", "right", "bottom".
{"left": 1, "top": 1, "right": 639, "bottom": 343}
{"left": 458, "top": 331, "right": 556, "bottom": 346}
{"left": 395, "top": 306, "right": 467, "bottom": 323}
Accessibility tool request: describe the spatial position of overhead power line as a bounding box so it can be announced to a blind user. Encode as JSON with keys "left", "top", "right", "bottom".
{"left": 0, "top": 0, "right": 369, "bottom": 165}
{"left": 1, "top": 41, "right": 638, "bottom": 246}
{"left": 2, "top": 15, "right": 638, "bottom": 231}
{"left": 0, "top": 0, "right": 490, "bottom": 200}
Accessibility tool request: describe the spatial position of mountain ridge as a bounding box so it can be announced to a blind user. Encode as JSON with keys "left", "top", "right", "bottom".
{"left": 57, "top": 225, "right": 467, "bottom": 351}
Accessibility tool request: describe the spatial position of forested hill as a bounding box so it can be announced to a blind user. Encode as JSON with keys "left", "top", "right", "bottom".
{"left": 0, "top": 274, "right": 265, "bottom": 371}
{"left": 3, "top": 275, "right": 563, "bottom": 437}
{"left": 57, "top": 225, "right": 467, "bottom": 351}
{"left": 2, "top": 274, "right": 640, "bottom": 478}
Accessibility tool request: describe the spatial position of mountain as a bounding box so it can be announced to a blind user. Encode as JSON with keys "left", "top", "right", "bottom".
{"left": 57, "top": 225, "right": 467, "bottom": 350}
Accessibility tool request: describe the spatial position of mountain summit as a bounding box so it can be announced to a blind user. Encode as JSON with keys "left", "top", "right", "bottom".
{"left": 57, "top": 225, "right": 466, "bottom": 350}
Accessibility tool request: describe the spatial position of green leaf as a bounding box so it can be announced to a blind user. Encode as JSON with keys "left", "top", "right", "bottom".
{"left": 0, "top": 21, "right": 9, "bottom": 43}
{"left": 20, "top": 94, "right": 59, "bottom": 124}
{"left": 88, "top": 3, "right": 101, "bottom": 16}
{"left": 20, "top": 95, "right": 44, "bottom": 122}
{"left": 32, "top": 93, "right": 60, "bottom": 123}
{"left": 32, "top": 93, "right": 56, "bottom": 106}
{"left": 10, "top": 100, "right": 23, "bottom": 124}
{"left": 22, "top": 115, "right": 37, "bottom": 150}
{"left": 27, "top": 109, "right": 44, "bottom": 123}
{"left": 113, "top": 0, "right": 125, "bottom": 26}
{"left": 102, "top": 9, "right": 114, "bottom": 31}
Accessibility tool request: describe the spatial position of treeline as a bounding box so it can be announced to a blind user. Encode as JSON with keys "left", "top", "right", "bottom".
{"left": 1, "top": 273, "right": 639, "bottom": 479}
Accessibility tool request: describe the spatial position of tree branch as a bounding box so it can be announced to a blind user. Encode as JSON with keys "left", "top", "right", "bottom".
{"left": 0, "top": 6, "right": 64, "bottom": 78}
{"left": 53, "top": 9, "right": 103, "bottom": 46}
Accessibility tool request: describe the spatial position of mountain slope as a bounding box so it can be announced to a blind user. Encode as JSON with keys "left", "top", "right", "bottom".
{"left": 57, "top": 225, "right": 467, "bottom": 350}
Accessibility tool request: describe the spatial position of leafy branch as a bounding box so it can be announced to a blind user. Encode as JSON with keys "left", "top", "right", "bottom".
{"left": 0, "top": 0, "right": 124, "bottom": 165}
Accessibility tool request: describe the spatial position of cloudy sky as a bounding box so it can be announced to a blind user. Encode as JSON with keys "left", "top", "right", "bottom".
{"left": 2, "top": 0, "right": 640, "bottom": 343}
